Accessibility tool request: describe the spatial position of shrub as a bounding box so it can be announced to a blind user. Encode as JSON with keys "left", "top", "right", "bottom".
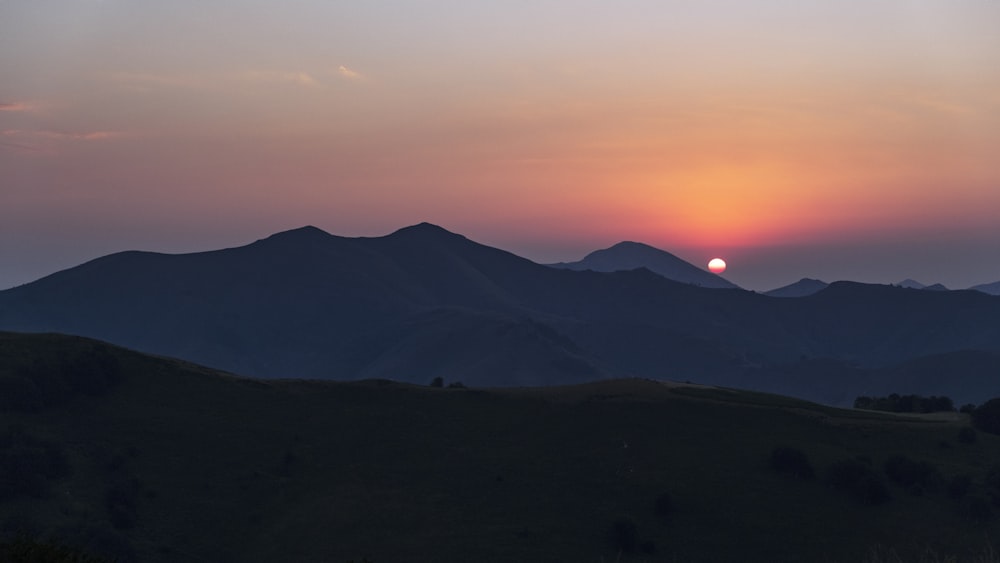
{"left": 609, "top": 516, "right": 638, "bottom": 553}
{"left": 967, "top": 497, "right": 993, "bottom": 522}
{"left": 429, "top": 377, "right": 444, "bottom": 388}
{"left": 0, "top": 536, "right": 114, "bottom": 563}
{"left": 827, "top": 459, "right": 891, "bottom": 504}
{"left": 972, "top": 399, "right": 1000, "bottom": 435}
{"left": 653, "top": 492, "right": 673, "bottom": 519}
{"left": 883, "top": 455, "right": 944, "bottom": 495}
{"left": 0, "top": 429, "right": 71, "bottom": 502}
{"left": 770, "top": 446, "right": 815, "bottom": 479}
{"left": 105, "top": 485, "right": 138, "bottom": 530}
{"left": 960, "top": 403, "right": 976, "bottom": 414}
{"left": 948, "top": 474, "right": 973, "bottom": 499}
{"left": 958, "top": 426, "right": 977, "bottom": 444}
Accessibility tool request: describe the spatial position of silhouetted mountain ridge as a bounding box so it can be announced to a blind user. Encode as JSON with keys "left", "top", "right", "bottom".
{"left": 2, "top": 223, "right": 999, "bottom": 404}
{"left": 549, "top": 241, "right": 739, "bottom": 289}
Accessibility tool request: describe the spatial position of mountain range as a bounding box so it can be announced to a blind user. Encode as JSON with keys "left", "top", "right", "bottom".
{"left": 2, "top": 223, "right": 1000, "bottom": 406}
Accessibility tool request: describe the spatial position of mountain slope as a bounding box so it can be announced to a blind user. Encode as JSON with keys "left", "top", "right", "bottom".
{"left": 971, "top": 280, "right": 1000, "bottom": 295}
{"left": 2, "top": 225, "right": 1000, "bottom": 403}
{"left": 549, "top": 241, "right": 739, "bottom": 289}
{"left": 765, "top": 278, "right": 829, "bottom": 298}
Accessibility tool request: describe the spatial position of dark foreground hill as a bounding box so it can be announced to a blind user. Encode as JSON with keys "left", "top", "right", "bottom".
{"left": 3, "top": 332, "right": 1000, "bottom": 563}
{"left": 2, "top": 223, "right": 1000, "bottom": 405}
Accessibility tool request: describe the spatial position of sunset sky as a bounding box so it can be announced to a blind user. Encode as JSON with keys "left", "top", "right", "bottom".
{"left": 2, "top": 1, "right": 999, "bottom": 291}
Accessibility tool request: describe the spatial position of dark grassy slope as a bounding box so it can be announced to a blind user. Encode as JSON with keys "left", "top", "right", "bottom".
{"left": 3, "top": 333, "right": 1000, "bottom": 563}
{"left": 2, "top": 224, "right": 1000, "bottom": 402}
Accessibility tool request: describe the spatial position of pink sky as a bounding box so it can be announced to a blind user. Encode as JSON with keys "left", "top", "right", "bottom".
{"left": 2, "top": 1, "right": 999, "bottom": 290}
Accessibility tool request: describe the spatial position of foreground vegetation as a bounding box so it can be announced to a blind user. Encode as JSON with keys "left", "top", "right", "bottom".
{"left": 2, "top": 332, "right": 1000, "bottom": 562}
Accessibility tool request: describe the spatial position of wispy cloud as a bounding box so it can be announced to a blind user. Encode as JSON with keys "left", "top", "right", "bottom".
{"left": 237, "top": 70, "right": 319, "bottom": 87}
{"left": 338, "top": 65, "right": 362, "bottom": 80}
{"left": 0, "top": 102, "right": 37, "bottom": 113}
{"left": 3, "top": 129, "right": 128, "bottom": 141}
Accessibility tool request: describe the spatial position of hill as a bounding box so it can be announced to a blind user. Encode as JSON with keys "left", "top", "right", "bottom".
{"left": 971, "top": 281, "right": 1000, "bottom": 296}
{"left": 3, "top": 332, "right": 1000, "bottom": 562}
{"left": 548, "top": 241, "right": 739, "bottom": 289}
{"left": 764, "top": 278, "right": 829, "bottom": 298}
{"left": 2, "top": 224, "right": 1000, "bottom": 405}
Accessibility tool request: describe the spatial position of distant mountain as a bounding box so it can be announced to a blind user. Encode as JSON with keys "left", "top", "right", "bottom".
{"left": 970, "top": 280, "right": 1000, "bottom": 295}
{"left": 897, "top": 279, "right": 949, "bottom": 291}
{"left": 764, "top": 278, "right": 828, "bottom": 298}
{"left": 548, "top": 241, "right": 739, "bottom": 289}
{"left": 3, "top": 223, "right": 1000, "bottom": 404}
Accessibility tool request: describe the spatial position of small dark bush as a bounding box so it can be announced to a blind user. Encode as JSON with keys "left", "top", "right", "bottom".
{"left": 827, "top": 459, "right": 891, "bottom": 504}
{"left": 0, "top": 429, "right": 71, "bottom": 502}
{"left": 968, "top": 497, "right": 993, "bottom": 522}
{"left": 429, "top": 377, "right": 444, "bottom": 388}
{"left": 986, "top": 466, "right": 1000, "bottom": 493}
{"left": 770, "top": 446, "right": 814, "bottom": 479}
{"left": 105, "top": 485, "right": 138, "bottom": 530}
{"left": 958, "top": 426, "right": 978, "bottom": 444}
{"left": 854, "top": 394, "right": 955, "bottom": 413}
{"left": 972, "top": 399, "right": 1000, "bottom": 435}
{"left": 883, "top": 455, "right": 944, "bottom": 495}
{"left": 949, "top": 474, "right": 973, "bottom": 499}
{"left": 0, "top": 536, "right": 114, "bottom": 563}
{"left": 609, "top": 516, "right": 638, "bottom": 553}
{"left": 960, "top": 403, "right": 976, "bottom": 414}
{"left": 653, "top": 492, "right": 673, "bottom": 519}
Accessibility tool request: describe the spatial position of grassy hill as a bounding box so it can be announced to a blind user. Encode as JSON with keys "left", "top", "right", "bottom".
{"left": 2, "top": 332, "right": 1000, "bottom": 562}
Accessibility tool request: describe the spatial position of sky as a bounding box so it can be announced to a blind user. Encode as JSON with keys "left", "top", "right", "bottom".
{"left": 2, "top": 0, "right": 999, "bottom": 291}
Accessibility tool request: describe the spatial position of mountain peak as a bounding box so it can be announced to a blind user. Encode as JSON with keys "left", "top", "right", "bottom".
{"left": 550, "top": 241, "right": 739, "bottom": 289}
{"left": 261, "top": 225, "right": 333, "bottom": 243}
{"left": 387, "top": 222, "right": 465, "bottom": 241}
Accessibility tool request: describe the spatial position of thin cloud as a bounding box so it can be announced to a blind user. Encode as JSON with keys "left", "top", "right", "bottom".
{"left": 238, "top": 70, "right": 319, "bottom": 87}
{"left": 3, "top": 129, "right": 127, "bottom": 141}
{"left": 338, "top": 65, "right": 362, "bottom": 80}
{"left": 0, "top": 102, "right": 36, "bottom": 112}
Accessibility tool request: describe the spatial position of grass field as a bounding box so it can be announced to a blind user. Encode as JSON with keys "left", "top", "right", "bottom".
{"left": 2, "top": 332, "right": 999, "bottom": 562}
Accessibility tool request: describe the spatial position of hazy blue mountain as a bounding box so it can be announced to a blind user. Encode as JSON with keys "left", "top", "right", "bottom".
{"left": 897, "top": 279, "right": 926, "bottom": 289}
{"left": 3, "top": 223, "right": 1000, "bottom": 404}
{"left": 970, "top": 280, "right": 1000, "bottom": 295}
{"left": 548, "top": 241, "right": 739, "bottom": 289}
{"left": 764, "top": 278, "right": 828, "bottom": 298}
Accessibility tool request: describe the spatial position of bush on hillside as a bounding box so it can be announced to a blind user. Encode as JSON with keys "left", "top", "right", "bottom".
{"left": 429, "top": 377, "right": 444, "bottom": 388}
{"left": 0, "top": 536, "right": 114, "bottom": 563}
{"left": 854, "top": 394, "right": 955, "bottom": 414}
{"left": 653, "top": 492, "right": 673, "bottom": 519}
{"left": 609, "top": 516, "right": 638, "bottom": 553}
{"left": 960, "top": 403, "right": 976, "bottom": 414}
{"left": 971, "top": 399, "right": 1000, "bottom": 435}
{"left": 827, "top": 459, "right": 891, "bottom": 505}
{"left": 967, "top": 497, "right": 993, "bottom": 522}
{"left": 948, "top": 474, "right": 973, "bottom": 500}
{"left": 957, "top": 426, "right": 977, "bottom": 444}
{"left": 770, "top": 446, "right": 815, "bottom": 479}
{"left": 0, "top": 429, "right": 71, "bottom": 502}
{"left": 883, "top": 455, "right": 944, "bottom": 495}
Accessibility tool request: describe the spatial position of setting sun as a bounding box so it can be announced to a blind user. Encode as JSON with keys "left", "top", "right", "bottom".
{"left": 708, "top": 258, "right": 727, "bottom": 274}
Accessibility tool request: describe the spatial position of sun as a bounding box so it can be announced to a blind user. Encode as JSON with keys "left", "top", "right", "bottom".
{"left": 708, "top": 258, "right": 727, "bottom": 274}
